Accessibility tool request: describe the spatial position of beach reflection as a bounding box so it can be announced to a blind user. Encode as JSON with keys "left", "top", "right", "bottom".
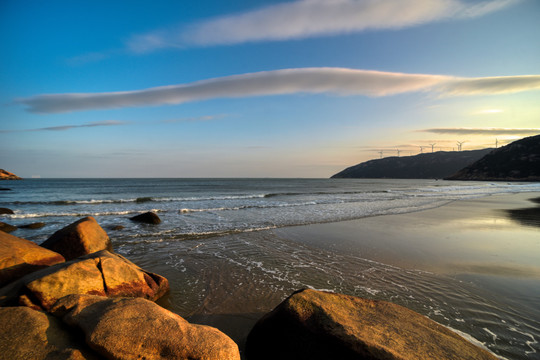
{"left": 503, "top": 196, "right": 540, "bottom": 228}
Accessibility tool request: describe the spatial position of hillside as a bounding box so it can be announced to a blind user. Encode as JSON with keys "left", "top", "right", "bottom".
{"left": 0, "top": 169, "right": 22, "bottom": 180}
{"left": 331, "top": 149, "right": 492, "bottom": 179}
{"left": 446, "top": 134, "right": 540, "bottom": 181}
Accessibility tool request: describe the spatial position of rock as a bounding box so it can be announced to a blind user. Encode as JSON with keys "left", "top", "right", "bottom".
{"left": 0, "top": 169, "right": 22, "bottom": 180}
{"left": 40, "top": 216, "right": 112, "bottom": 261}
{"left": 0, "top": 231, "right": 65, "bottom": 287}
{"left": 0, "top": 187, "right": 12, "bottom": 191}
{"left": 51, "top": 294, "right": 241, "bottom": 360}
{"left": 0, "top": 222, "right": 17, "bottom": 233}
{"left": 0, "top": 250, "right": 169, "bottom": 311}
{"left": 0, "top": 306, "right": 97, "bottom": 359}
{"left": 130, "top": 211, "right": 161, "bottom": 224}
{"left": 0, "top": 207, "right": 14, "bottom": 214}
{"left": 246, "top": 289, "right": 498, "bottom": 360}
{"left": 109, "top": 225, "right": 125, "bottom": 231}
{"left": 19, "top": 222, "right": 46, "bottom": 229}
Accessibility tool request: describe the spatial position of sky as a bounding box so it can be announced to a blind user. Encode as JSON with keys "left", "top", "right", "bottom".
{"left": 1, "top": 0, "right": 539, "bottom": 178}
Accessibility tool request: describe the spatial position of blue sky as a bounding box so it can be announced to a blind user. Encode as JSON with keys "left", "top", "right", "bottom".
{"left": 1, "top": 0, "right": 539, "bottom": 178}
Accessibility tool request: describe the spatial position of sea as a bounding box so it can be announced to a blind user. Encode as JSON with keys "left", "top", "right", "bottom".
{"left": 1, "top": 178, "right": 540, "bottom": 359}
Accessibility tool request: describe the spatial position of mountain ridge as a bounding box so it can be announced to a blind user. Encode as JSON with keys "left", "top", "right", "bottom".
{"left": 331, "top": 149, "right": 493, "bottom": 179}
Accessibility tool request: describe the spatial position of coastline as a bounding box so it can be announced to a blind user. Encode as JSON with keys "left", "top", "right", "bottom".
{"left": 163, "top": 191, "right": 540, "bottom": 357}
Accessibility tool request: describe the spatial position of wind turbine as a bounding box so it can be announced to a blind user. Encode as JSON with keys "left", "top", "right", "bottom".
{"left": 396, "top": 148, "right": 401, "bottom": 157}
{"left": 378, "top": 150, "right": 384, "bottom": 159}
{"left": 456, "top": 141, "right": 465, "bottom": 151}
{"left": 420, "top": 146, "right": 425, "bottom": 154}
{"left": 429, "top": 143, "right": 436, "bottom": 153}
{"left": 495, "top": 138, "right": 499, "bottom": 148}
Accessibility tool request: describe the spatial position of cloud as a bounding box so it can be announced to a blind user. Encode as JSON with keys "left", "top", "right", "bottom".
{"left": 126, "top": 0, "right": 519, "bottom": 52}
{"left": 15, "top": 67, "right": 540, "bottom": 114}
{"left": 419, "top": 127, "right": 540, "bottom": 135}
{"left": 160, "top": 114, "right": 228, "bottom": 124}
{"left": 0, "top": 120, "right": 126, "bottom": 133}
{"left": 440, "top": 75, "right": 540, "bottom": 95}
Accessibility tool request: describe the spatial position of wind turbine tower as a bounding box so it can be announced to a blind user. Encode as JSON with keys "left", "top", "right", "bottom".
{"left": 456, "top": 141, "right": 465, "bottom": 151}
{"left": 396, "top": 148, "right": 401, "bottom": 157}
{"left": 378, "top": 150, "right": 383, "bottom": 159}
{"left": 429, "top": 143, "right": 436, "bottom": 153}
{"left": 495, "top": 138, "right": 498, "bottom": 148}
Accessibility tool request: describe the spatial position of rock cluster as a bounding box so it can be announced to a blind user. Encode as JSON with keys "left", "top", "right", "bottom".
{"left": 0, "top": 218, "right": 240, "bottom": 360}
{"left": 1, "top": 218, "right": 499, "bottom": 359}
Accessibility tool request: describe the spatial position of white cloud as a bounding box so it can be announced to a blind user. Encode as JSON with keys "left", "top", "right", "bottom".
{"left": 440, "top": 75, "right": 540, "bottom": 95}
{"left": 15, "top": 68, "right": 540, "bottom": 114}
{"left": 127, "top": 0, "right": 519, "bottom": 52}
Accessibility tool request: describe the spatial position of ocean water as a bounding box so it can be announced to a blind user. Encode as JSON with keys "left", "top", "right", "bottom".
{"left": 2, "top": 178, "right": 540, "bottom": 359}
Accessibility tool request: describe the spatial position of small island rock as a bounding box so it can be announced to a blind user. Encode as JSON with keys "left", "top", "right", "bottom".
{"left": 0, "top": 306, "right": 97, "bottom": 360}
{"left": 51, "top": 294, "right": 241, "bottom": 360}
{"left": 130, "top": 211, "right": 161, "bottom": 224}
{"left": 0, "top": 169, "right": 22, "bottom": 180}
{"left": 40, "top": 216, "right": 112, "bottom": 261}
{"left": 0, "top": 207, "right": 14, "bottom": 215}
{"left": 0, "top": 250, "right": 169, "bottom": 311}
{"left": 246, "top": 288, "right": 498, "bottom": 360}
{"left": 0, "top": 231, "right": 65, "bottom": 287}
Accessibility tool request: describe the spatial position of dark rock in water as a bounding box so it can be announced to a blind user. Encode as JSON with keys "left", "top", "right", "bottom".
{"left": 40, "top": 216, "right": 112, "bottom": 261}
{"left": 136, "top": 197, "right": 153, "bottom": 203}
{"left": 0, "top": 222, "right": 17, "bottom": 233}
{"left": 0, "top": 306, "right": 98, "bottom": 359}
{"left": 0, "top": 188, "right": 12, "bottom": 191}
{"left": 246, "top": 288, "right": 498, "bottom": 360}
{"left": 0, "top": 231, "right": 65, "bottom": 287}
{"left": 110, "top": 225, "right": 125, "bottom": 231}
{"left": 447, "top": 134, "right": 540, "bottom": 181}
{"left": 19, "top": 222, "right": 46, "bottom": 229}
{"left": 331, "top": 149, "right": 492, "bottom": 179}
{"left": 51, "top": 294, "right": 241, "bottom": 360}
{"left": 0, "top": 207, "right": 14, "bottom": 214}
{"left": 0, "top": 250, "right": 169, "bottom": 311}
{"left": 130, "top": 211, "right": 161, "bottom": 224}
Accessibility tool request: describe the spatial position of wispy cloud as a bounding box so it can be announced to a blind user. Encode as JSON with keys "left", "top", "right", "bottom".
{"left": 0, "top": 120, "right": 126, "bottom": 133}
{"left": 127, "top": 0, "right": 518, "bottom": 52}
{"left": 419, "top": 127, "right": 540, "bottom": 135}
{"left": 160, "top": 114, "right": 228, "bottom": 124}
{"left": 15, "top": 67, "right": 540, "bottom": 114}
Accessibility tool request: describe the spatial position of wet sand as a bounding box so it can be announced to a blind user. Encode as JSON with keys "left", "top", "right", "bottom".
{"left": 141, "top": 191, "right": 540, "bottom": 359}
{"left": 274, "top": 192, "right": 540, "bottom": 278}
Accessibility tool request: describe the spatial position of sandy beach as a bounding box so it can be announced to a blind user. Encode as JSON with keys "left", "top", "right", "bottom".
{"left": 142, "top": 191, "right": 540, "bottom": 358}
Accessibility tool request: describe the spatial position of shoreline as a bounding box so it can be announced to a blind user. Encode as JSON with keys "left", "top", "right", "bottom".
{"left": 171, "top": 191, "right": 540, "bottom": 357}
{"left": 273, "top": 191, "right": 540, "bottom": 277}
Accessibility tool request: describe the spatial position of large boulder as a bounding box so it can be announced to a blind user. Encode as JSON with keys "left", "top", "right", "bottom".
{"left": 40, "top": 216, "right": 112, "bottom": 261}
{"left": 130, "top": 211, "right": 161, "bottom": 224}
{"left": 0, "top": 231, "right": 65, "bottom": 287}
{"left": 0, "top": 250, "right": 169, "bottom": 311}
{"left": 246, "top": 289, "right": 498, "bottom": 360}
{"left": 0, "top": 207, "right": 14, "bottom": 215}
{"left": 52, "top": 294, "right": 241, "bottom": 360}
{"left": 0, "top": 306, "right": 97, "bottom": 359}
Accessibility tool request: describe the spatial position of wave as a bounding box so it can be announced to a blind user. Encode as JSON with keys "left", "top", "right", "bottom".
{"left": 6, "top": 209, "right": 163, "bottom": 219}
{"left": 6, "top": 194, "right": 268, "bottom": 206}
